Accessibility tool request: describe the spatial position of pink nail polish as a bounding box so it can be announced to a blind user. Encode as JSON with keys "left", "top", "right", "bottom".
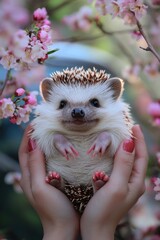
{"left": 123, "top": 139, "right": 135, "bottom": 153}
{"left": 28, "top": 138, "right": 36, "bottom": 152}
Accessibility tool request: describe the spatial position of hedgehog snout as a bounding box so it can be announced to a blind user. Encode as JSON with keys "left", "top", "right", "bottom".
{"left": 71, "top": 108, "right": 85, "bottom": 119}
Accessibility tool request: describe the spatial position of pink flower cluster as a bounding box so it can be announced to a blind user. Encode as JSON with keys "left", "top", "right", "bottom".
{"left": 153, "top": 177, "right": 160, "bottom": 200}
{"left": 1, "top": 65, "right": 45, "bottom": 98}
{"left": 0, "top": 88, "right": 38, "bottom": 125}
{"left": 0, "top": 0, "right": 29, "bottom": 49}
{"left": 148, "top": 100, "right": 160, "bottom": 127}
{"left": 150, "top": 16, "right": 160, "bottom": 47}
{"left": 123, "top": 58, "right": 160, "bottom": 79}
{"left": 62, "top": 6, "right": 97, "bottom": 31}
{"left": 0, "top": 7, "right": 52, "bottom": 70}
{"left": 91, "top": 0, "right": 147, "bottom": 25}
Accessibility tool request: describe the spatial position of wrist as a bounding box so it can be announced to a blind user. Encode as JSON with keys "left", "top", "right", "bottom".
{"left": 42, "top": 220, "right": 79, "bottom": 240}
{"left": 81, "top": 224, "right": 115, "bottom": 240}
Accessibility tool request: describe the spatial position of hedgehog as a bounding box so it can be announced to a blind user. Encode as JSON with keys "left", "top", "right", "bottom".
{"left": 31, "top": 67, "right": 133, "bottom": 214}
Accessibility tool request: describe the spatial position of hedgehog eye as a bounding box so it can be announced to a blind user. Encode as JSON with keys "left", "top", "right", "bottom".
{"left": 59, "top": 100, "right": 67, "bottom": 109}
{"left": 90, "top": 98, "right": 100, "bottom": 108}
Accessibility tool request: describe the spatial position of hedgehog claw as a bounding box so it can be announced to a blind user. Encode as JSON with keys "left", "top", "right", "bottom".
{"left": 87, "top": 132, "right": 111, "bottom": 158}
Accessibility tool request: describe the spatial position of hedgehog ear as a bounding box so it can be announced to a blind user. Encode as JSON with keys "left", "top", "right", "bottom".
{"left": 40, "top": 78, "right": 53, "bottom": 101}
{"left": 108, "top": 77, "right": 124, "bottom": 100}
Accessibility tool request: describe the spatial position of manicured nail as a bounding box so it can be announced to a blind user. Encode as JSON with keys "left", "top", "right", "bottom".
{"left": 123, "top": 139, "right": 135, "bottom": 153}
{"left": 28, "top": 138, "right": 36, "bottom": 152}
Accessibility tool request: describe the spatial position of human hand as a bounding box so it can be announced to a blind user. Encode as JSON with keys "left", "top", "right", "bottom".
{"left": 81, "top": 125, "right": 148, "bottom": 240}
{"left": 18, "top": 126, "right": 79, "bottom": 240}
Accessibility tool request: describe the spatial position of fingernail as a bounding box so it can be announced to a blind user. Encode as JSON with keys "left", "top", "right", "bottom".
{"left": 28, "top": 138, "right": 36, "bottom": 152}
{"left": 123, "top": 139, "right": 135, "bottom": 153}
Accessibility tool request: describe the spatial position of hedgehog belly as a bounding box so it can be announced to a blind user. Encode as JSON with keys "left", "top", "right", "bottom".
{"left": 63, "top": 181, "right": 94, "bottom": 214}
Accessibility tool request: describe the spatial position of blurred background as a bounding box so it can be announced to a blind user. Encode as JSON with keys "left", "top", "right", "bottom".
{"left": 0, "top": 0, "right": 160, "bottom": 239}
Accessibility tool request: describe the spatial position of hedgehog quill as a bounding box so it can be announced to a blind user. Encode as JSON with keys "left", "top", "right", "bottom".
{"left": 31, "top": 67, "right": 133, "bottom": 214}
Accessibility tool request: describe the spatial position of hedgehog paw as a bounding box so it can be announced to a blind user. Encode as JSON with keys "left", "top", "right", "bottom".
{"left": 92, "top": 171, "right": 109, "bottom": 192}
{"left": 87, "top": 132, "right": 111, "bottom": 158}
{"left": 46, "top": 171, "right": 62, "bottom": 189}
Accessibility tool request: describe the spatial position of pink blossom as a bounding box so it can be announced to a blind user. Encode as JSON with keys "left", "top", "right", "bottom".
{"left": 152, "top": 0, "right": 160, "bottom": 5}
{"left": 33, "top": 8, "right": 47, "bottom": 21}
{"left": 0, "top": 51, "right": 17, "bottom": 69}
{"left": 156, "top": 152, "right": 160, "bottom": 165}
{"left": 2, "top": 0, "right": 29, "bottom": 26}
{"left": 129, "top": 0, "right": 147, "bottom": 20}
{"left": 10, "top": 116, "right": 18, "bottom": 124}
{"left": 144, "top": 60, "right": 160, "bottom": 77}
{"left": 154, "top": 118, "right": 160, "bottom": 126}
{"left": 10, "top": 110, "right": 30, "bottom": 125}
{"left": 148, "top": 102, "right": 160, "bottom": 118}
{"left": 95, "top": 0, "right": 108, "bottom": 15}
{"left": 11, "top": 30, "right": 29, "bottom": 49}
{"left": 30, "top": 41, "right": 47, "bottom": 61}
{"left": 153, "top": 177, "right": 160, "bottom": 200}
{"left": 41, "top": 24, "right": 51, "bottom": 32}
{"left": 25, "top": 92, "right": 38, "bottom": 105}
{"left": 14, "top": 105, "right": 31, "bottom": 125}
{"left": 15, "top": 88, "right": 25, "bottom": 96}
{"left": 131, "top": 30, "right": 142, "bottom": 40}
{"left": 150, "top": 16, "right": 160, "bottom": 47}
{"left": 62, "top": 6, "right": 94, "bottom": 31}
{"left": 10, "top": 30, "right": 29, "bottom": 59}
{"left": 43, "top": 19, "right": 51, "bottom": 26}
{"left": 148, "top": 101, "right": 160, "bottom": 127}
{"left": 38, "top": 30, "right": 50, "bottom": 43}
{"left": 0, "top": 98, "right": 15, "bottom": 118}
{"left": 122, "top": 63, "right": 141, "bottom": 79}
{"left": 0, "top": 0, "right": 29, "bottom": 50}
{"left": 106, "top": 1, "right": 121, "bottom": 17}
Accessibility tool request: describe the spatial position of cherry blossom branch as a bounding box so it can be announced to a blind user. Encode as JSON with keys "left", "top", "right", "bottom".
{"left": 136, "top": 20, "right": 160, "bottom": 63}
{"left": 55, "top": 25, "right": 142, "bottom": 43}
{"left": 96, "top": 21, "right": 135, "bottom": 64}
{"left": 47, "top": 0, "right": 77, "bottom": 14}
{"left": 0, "top": 69, "right": 11, "bottom": 96}
{"left": 55, "top": 34, "right": 105, "bottom": 42}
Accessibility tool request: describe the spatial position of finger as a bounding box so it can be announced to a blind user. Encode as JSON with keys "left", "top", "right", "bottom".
{"left": 18, "top": 125, "right": 34, "bottom": 203}
{"left": 110, "top": 138, "right": 135, "bottom": 187}
{"left": 27, "top": 139, "right": 46, "bottom": 187}
{"left": 129, "top": 125, "right": 148, "bottom": 187}
{"left": 18, "top": 125, "right": 32, "bottom": 177}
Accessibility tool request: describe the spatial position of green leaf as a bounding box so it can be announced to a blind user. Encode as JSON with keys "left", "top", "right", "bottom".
{"left": 47, "top": 49, "right": 59, "bottom": 55}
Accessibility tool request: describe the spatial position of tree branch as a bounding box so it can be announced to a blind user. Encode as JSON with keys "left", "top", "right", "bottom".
{"left": 0, "top": 69, "right": 12, "bottom": 96}
{"left": 0, "top": 151, "right": 20, "bottom": 172}
{"left": 136, "top": 20, "right": 160, "bottom": 63}
{"left": 96, "top": 21, "right": 135, "bottom": 64}
{"left": 55, "top": 34, "right": 105, "bottom": 42}
{"left": 47, "top": 0, "right": 77, "bottom": 15}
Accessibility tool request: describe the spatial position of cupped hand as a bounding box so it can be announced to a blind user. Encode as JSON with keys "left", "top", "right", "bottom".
{"left": 81, "top": 125, "right": 148, "bottom": 240}
{"left": 18, "top": 126, "right": 79, "bottom": 240}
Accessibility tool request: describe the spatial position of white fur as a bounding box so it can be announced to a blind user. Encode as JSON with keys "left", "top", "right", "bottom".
{"left": 32, "top": 82, "right": 133, "bottom": 186}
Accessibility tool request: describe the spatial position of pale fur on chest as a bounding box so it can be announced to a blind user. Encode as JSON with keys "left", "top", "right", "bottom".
{"left": 32, "top": 113, "right": 132, "bottom": 186}
{"left": 46, "top": 133, "right": 113, "bottom": 186}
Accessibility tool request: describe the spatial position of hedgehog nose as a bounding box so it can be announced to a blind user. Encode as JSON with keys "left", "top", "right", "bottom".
{"left": 71, "top": 108, "right": 85, "bottom": 119}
